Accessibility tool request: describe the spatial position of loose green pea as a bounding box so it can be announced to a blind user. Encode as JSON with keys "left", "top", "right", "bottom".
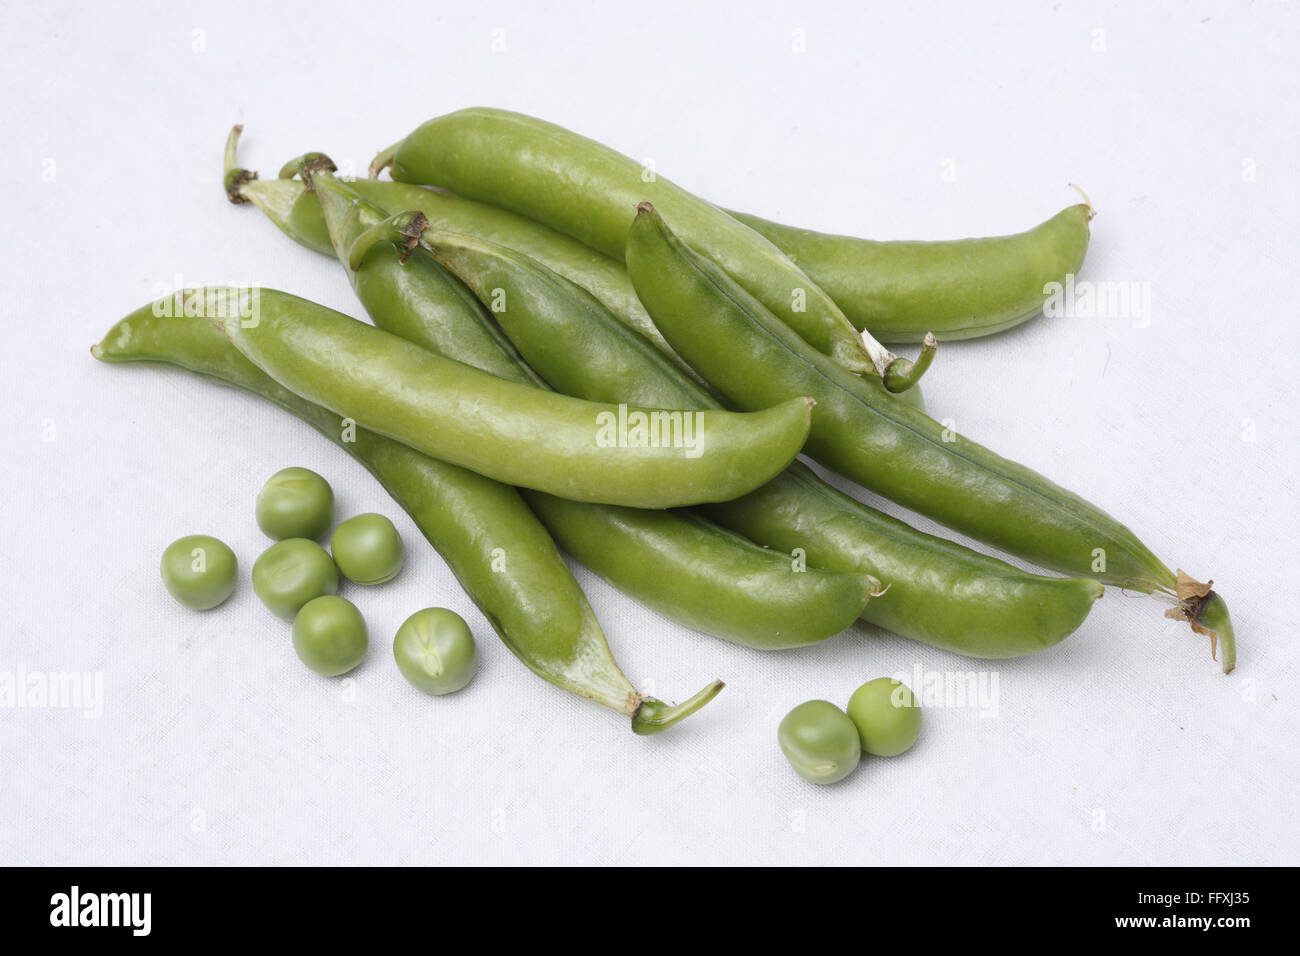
{"left": 160, "top": 534, "right": 238, "bottom": 610}
{"left": 292, "top": 595, "right": 367, "bottom": 676}
{"left": 777, "top": 700, "right": 861, "bottom": 785}
{"left": 251, "top": 538, "right": 339, "bottom": 620}
{"left": 393, "top": 608, "right": 478, "bottom": 695}
{"left": 255, "top": 466, "right": 334, "bottom": 540}
{"left": 847, "top": 677, "right": 923, "bottom": 756}
{"left": 331, "top": 513, "right": 404, "bottom": 585}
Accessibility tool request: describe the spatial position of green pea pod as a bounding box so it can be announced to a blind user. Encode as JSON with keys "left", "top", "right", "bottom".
{"left": 527, "top": 496, "right": 879, "bottom": 650}
{"left": 626, "top": 203, "right": 1236, "bottom": 671}
{"left": 227, "top": 126, "right": 912, "bottom": 390}
{"left": 226, "top": 126, "right": 680, "bottom": 363}
{"left": 296, "top": 164, "right": 875, "bottom": 649}
{"left": 415, "top": 227, "right": 1105, "bottom": 659}
{"left": 729, "top": 203, "right": 1094, "bottom": 343}
{"left": 370, "top": 107, "right": 928, "bottom": 388}
{"left": 93, "top": 307, "right": 721, "bottom": 732}
{"left": 200, "top": 285, "right": 813, "bottom": 509}
{"left": 226, "top": 128, "right": 909, "bottom": 418}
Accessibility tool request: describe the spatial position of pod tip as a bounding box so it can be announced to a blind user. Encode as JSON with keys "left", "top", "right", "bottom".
{"left": 631, "top": 678, "right": 724, "bottom": 735}
{"left": 368, "top": 141, "right": 401, "bottom": 180}
{"left": 1164, "top": 570, "right": 1236, "bottom": 673}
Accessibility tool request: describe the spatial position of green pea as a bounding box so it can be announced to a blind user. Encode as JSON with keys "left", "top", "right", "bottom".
{"left": 292, "top": 595, "right": 367, "bottom": 676}
{"left": 393, "top": 608, "right": 477, "bottom": 695}
{"left": 160, "top": 534, "right": 238, "bottom": 610}
{"left": 251, "top": 538, "right": 338, "bottom": 620}
{"left": 255, "top": 466, "right": 333, "bottom": 540}
{"left": 777, "top": 700, "right": 861, "bottom": 785}
{"left": 331, "top": 513, "right": 404, "bottom": 585}
{"left": 847, "top": 677, "right": 923, "bottom": 757}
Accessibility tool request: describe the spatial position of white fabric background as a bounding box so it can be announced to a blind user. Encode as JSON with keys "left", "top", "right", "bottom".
{"left": 1, "top": 0, "right": 1296, "bottom": 866}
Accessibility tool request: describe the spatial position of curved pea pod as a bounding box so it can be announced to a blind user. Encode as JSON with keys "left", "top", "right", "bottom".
{"left": 704, "top": 467, "right": 1102, "bottom": 657}
{"left": 626, "top": 203, "right": 1236, "bottom": 671}
{"left": 529, "top": 495, "right": 878, "bottom": 650}
{"left": 298, "top": 167, "right": 873, "bottom": 648}
{"left": 371, "top": 106, "right": 930, "bottom": 387}
{"left": 195, "top": 285, "right": 814, "bottom": 509}
{"left": 93, "top": 308, "right": 721, "bottom": 733}
{"left": 416, "top": 227, "right": 1105, "bottom": 658}
{"left": 729, "top": 203, "right": 1093, "bottom": 343}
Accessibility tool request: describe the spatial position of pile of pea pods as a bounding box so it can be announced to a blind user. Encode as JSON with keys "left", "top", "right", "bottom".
{"left": 95, "top": 108, "right": 1235, "bottom": 782}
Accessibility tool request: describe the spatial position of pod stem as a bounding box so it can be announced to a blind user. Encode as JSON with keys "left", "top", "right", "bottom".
{"left": 630, "top": 679, "right": 725, "bottom": 735}
{"left": 882, "top": 332, "right": 937, "bottom": 392}
{"left": 277, "top": 152, "right": 337, "bottom": 184}
{"left": 344, "top": 209, "right": 429, "bottom": 270}
{"left": 223, "top": 125, "right": 258, "bottom": 204}
{"left": 1163, "top": 570, "right": 1236, "bottom": 673}
{"left": 855, "top": 331, "right": 901, "bottom": 382}
{"left": 369, "top": 141, "right": 401, "bottom": 179}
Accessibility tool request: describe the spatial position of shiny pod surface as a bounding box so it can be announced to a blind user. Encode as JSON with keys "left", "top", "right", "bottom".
{"left": 381, "top": 107, "right": 882, "bottom": 375}
{"left": 730, "top": 204, "right": 1092, "bottom": 342}
{"left": 420, "top": 228, "right": 1103, "bottom": 657}
{"left": 529, "top": 494, "right": 876, "bottom": 649}
{"left": 199, "top": 286, "right": 814, "bottom": 509}
{"left": 626, "top": 204, "right": 1173, "bottom": 591}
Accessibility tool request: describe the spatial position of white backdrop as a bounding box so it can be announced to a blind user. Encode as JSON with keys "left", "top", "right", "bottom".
{"left": 2, "top": 0, "right": 1296, "bottom": 866}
